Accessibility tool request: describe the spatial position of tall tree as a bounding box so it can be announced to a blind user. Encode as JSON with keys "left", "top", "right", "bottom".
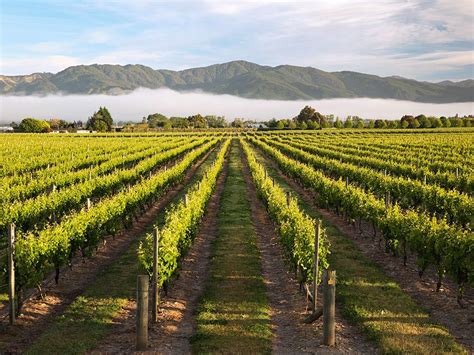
{"left": 187, "top": 114, "right": 207, "bottom": 128}
{"left": 146, "top": 113, "right": 169, "bottom": 128}
{"left": 86, "top": 106, "right": 113, "bottom": 132}
{"left": 19, "top": 118, "right": 51, "bottom": 133}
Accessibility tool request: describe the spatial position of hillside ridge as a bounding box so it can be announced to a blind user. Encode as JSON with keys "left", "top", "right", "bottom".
{"left": 1, "top": 60, "right": 472, "bottom": 103}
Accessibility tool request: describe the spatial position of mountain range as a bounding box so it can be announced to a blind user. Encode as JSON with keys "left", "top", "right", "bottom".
{"left": 1, "top": 60, "right": 473, "bottom": 103}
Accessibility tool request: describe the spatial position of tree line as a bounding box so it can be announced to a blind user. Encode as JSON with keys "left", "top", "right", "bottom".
{"left": 265, "top": 106, "right": 473, "bottom": 130}
{"left": 9, "top": 105, "right": 473, "bottom": 132}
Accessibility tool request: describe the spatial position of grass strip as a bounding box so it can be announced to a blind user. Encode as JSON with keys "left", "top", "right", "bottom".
{"left": 191, "top": 141, "right": 272, "bottom": 354}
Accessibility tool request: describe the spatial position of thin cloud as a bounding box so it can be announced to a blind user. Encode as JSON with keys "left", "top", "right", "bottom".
{"left": 1, "top": 88, "right": 472, "bottom": 123}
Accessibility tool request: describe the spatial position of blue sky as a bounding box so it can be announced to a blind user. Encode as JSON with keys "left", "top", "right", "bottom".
{"left": 1, "top": 0, "right": 473, "bottom": 81}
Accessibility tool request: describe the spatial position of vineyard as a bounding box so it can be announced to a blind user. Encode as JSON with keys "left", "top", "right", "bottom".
{"left": 0, "top": 129, "right": 472, "bottom": 353}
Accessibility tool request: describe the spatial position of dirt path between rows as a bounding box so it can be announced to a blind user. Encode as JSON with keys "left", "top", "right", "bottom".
{"left": 92, "top": 145, "right": 230, "bottom": 354}
{"left": 240, "top": 144, "right": 376, "bottom": 354}
{"left": 258, "top": 147, "right": 474, "bottom": 352}
{"left": 0, "top": 149, "right": 214, "bottom": 353}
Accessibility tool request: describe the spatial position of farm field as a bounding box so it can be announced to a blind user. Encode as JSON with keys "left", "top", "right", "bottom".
{"left": 0, "top": 129, "right": 473, "bottom": 354}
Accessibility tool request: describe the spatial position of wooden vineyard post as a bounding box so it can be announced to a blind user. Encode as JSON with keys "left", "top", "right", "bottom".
{"left": 456, "top": 167, "right": 459, "bottom": 178}
{"left": 7, "top": 223, "right": 15, "bottom": 325}
{"left": 385, "top": 191, "right": 391, "bottom": 209}
{"left": 286, "top": 191, "right": 291, "bottom": 207}
{"left": 323, "top": 270, "right": 336, "bottom": 346}
{"left": 86, "top": 198, "right": 91, "bottom": 211}
{"left": 345, "top": 177, "right": 349, "bottom": 188}
{"left": 313, "top": 221, "right": 321, "bottom": 313}
{"left": 152, "top": 228, "right": 160, "bottom": 323}
{"left": 136, "top": 275, "right": 149, "bottom": 351}
{"left": 184, "top": 194, "right": 189, "bottom": 207}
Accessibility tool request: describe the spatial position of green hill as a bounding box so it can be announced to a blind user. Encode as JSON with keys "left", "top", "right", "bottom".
{"left": 1, "top": 60, "right": 472, "bottom": 103}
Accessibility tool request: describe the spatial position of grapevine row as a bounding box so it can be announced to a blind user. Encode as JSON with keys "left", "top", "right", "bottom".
{"left": 0, "top": 139, "right": 209, "bottom": 237}
{"left": 241, "top": 139, "right": 329, "bottom": 283}
{"left": 259, "top": 137, "right": 473, "bottom": 227}
{"left": 0, "top": 138, "right": 189, "bottom": 203}
{"left": 250, "top": 137, "right": 474, "bottom": 300}
{"left": 138, "top": 138, "right": 231, "bottom": 285}
{"left": 4, "top": 138, "right": 219, "bottom": 291}
{"left": 273, "top": 135, "right": 473, "bottom": 193}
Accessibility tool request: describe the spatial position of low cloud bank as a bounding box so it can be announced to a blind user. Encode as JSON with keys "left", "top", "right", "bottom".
{"left": 1, "top": 88, "right": 473, "bottom": 123}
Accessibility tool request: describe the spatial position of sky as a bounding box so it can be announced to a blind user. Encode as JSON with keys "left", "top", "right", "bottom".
{"left": 1, "top": 0, "right": 473, "bottom": 81}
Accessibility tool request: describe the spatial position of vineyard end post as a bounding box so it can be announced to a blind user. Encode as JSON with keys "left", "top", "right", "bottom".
{"left": 323, "top": 269, "right": 336, "bottom": 346}
{"left": 136, "top": 275, "right": 149, "bottom": 350}
{"left": 7, "top": 223, "right": 15, "bottom": 325}
{"left": 313, "top": 221, "right": 321, "bottom": 312}
{"left": 152, "top": 227, "right": 160, "bottom": 323}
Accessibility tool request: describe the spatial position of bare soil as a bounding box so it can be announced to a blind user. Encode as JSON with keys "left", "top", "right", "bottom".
{"left": 261, "top": 150, "right": 474, "bottom": 352}
{"left": 240, "top": 145, "right": 377, "bottom": 354}
{"left": 91, "top": 147, "right": 230, "bottom": 354}
{"left": 0, "top": 149, "right": 214, "bottom": 353}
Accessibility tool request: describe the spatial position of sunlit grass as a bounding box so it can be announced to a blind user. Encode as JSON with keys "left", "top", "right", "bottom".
{"left": 192, "top": 142, "right": 272, "bottom": 354}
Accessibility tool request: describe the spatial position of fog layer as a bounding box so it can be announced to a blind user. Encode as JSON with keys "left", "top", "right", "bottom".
{"left": 1, "top": 88, "right": 473, "bottom": 123}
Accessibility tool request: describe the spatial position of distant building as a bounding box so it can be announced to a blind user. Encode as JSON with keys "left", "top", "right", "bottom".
{"left": 76, "top": 129, "right": 96, "bottom": 133}
{"left": 0, "top": 126, "right": 14, "bottom": 132}
{"left": 247, "top": 123, "right": 268, "bottom": 129}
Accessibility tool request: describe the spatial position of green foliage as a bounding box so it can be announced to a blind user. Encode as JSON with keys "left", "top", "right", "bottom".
{"left": 5, "top": 139, "right": 219, "bottom": 289}
{"left": 170, "top": 116, "right": 189, "bottom": 128}
{"left": 205, "top": 115, "right": 227, "bottom": 128}
{"left": 296, "top": 105, "right": 325, "bottom": 125}
{"left": 86, "top": 107, "right": 113, "bottom": 132}
{"left": 241, "top": 139, "right": 329, "bottom": 283}
{"left": 0, "top": 139, "right": 207, "bottom": 236}
{"left": 334, "top": 118, "right": 343, "bottom": 129}
{"left": 306, "top": 120, "right": 320, "bottom": 129}
{"left": 450, "top": 117, "right": 464, "bottom": 127}
{"left": 250, "top": 136, "right": 474, "bottom": 296}
{"left": 298, "top": 121, "right": 308, "bottom": 130}
{"left": 19, "top": 118, "right": 51, "bottom": 133}
{"left": 146, "top": 113, "right": 169, "bottom": 128}
{"left": 138, "top": 139, "right": 231, "bottom": 284}
{"left": 374, "top": 119, "right": 387, "bottom": 128}
{"left": 231, "top": 118, "right": 245, "bottom": 128}
{"left": 188, "top": 114, "right": 208, "bottom": 128}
